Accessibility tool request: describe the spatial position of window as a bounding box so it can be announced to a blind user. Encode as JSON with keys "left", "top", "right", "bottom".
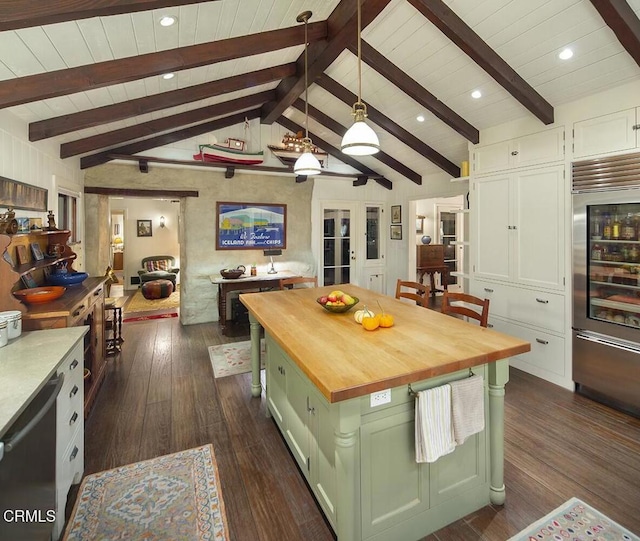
{"left": 58, "top": 192, "right": 79, "bottom": 242}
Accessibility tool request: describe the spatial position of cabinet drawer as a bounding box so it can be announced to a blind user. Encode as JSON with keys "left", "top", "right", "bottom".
{"left": 472, "top": 281, "right": 564, "bottom": 333}
{"left": 57, "top": 344, "right": 83, "bottom": 401}
{"left": 56, "top": 398, "right": 83, "bottom": 459}
{"left": 490, "top": 318, "right": 565, "bottom": 377}
{"left": 56, "top": 426, "right": 84, "bottom": 540}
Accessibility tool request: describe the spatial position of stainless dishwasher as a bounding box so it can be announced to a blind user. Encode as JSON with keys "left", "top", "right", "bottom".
{"left": 0, "top": 373, "right": 64, "bottom": 541}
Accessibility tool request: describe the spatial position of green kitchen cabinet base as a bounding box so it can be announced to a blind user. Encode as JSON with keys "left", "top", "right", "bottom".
{"left": 264, "top": 334, "right": 505, "bottom": 541}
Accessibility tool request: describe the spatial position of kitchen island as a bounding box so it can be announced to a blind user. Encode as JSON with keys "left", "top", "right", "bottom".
{"left": 241, "top": 284, "right": 530, "bottom": 541}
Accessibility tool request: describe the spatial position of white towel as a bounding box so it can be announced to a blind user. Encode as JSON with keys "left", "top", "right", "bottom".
{"left": 450, "top": 374, "right": 485, "bottom": 445}
{"left": 415, "top": 385, "right": 456, "bottom": 463}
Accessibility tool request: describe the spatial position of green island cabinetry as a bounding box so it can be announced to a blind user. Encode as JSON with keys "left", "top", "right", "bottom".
{"left": 242, "top": 284, "right": 529, "bottom": 541}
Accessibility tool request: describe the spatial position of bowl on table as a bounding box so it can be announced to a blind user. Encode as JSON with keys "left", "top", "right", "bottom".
{"left": 13, "top": 286, "right": 66, "bottom": 304}
{"left": 47, "top": 271, "right": 88, "bottom": 287}
{"left": 316, "top": 295, "right": 359, "bottom": 313}
{"left": 220, "top": 265, "right": 246, "bottom": 279}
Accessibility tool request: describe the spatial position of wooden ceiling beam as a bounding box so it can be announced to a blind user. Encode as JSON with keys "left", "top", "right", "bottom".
{"left": 407, "top": 0, "right": 554, "bottom": 125}
{"left": 317, "top": 75, "right": 460, "bottom": 177}
{"left": 589, "top": 0, "right": 640, "bottom": 67}
{"left": 30, "top": 63, "right": 295, "bottom": 141}
{"left": 277, "top": 116, "right": 392, "bottom": 190}
{"left": 351, "top": 41, "right": 479, "bottom": 144}
{"left": 80, "top": 109, "right": 262, "bottom": 169}
{"left": 61, "top": 90, "right": 275, "bottom": 158}
{"left": 0, "top": 22, "right": 326, "bottom": 109}
{"left": 261, "top": 0, "right": 392, "bottom": 124}
{"left": 292, "top": 98, "right": 422, "bottom": 185}
{"left": 0, "top": 1, "right": 212, "bottom": 32}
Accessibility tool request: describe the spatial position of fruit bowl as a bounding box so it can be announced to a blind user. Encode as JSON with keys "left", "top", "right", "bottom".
{"left": 14, "top": 286, "right": 66, "bottom": 304}
{"left": 47, "top": 271, "right": 88, "bottom": 287}
{"left": 316, "top": 296, "right": 359, "bottom": 313}
{"left": 220, "top": 265, "right": 246, "bottom": 279}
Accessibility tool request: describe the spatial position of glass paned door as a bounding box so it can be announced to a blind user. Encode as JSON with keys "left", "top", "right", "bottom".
{"left": 438, "top": 210, "right": 460, "bottom": 288}
{"left": 323, "top": 207, "right": 352, "bottom": 286}
{"left": 366, "top": 206, "right": 381, "bottom": 260}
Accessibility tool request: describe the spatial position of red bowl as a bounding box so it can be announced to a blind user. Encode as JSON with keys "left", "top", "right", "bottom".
{"left": 14, "top": 286, "right": 66, "bottom": 304}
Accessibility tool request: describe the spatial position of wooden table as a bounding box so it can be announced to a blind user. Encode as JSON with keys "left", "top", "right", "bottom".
{"left": 241, "top": 284, "right": 531, "bottom": 541}
{"left": 105, "top": 296, "right": 127, "bottom": 355}
{"left": 209, "top": 271, "right": 298, "bottom": 334}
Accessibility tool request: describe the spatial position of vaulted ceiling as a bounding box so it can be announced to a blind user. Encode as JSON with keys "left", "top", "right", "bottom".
{"left": 1, "top": 0, "right": 640, "bottom": 189}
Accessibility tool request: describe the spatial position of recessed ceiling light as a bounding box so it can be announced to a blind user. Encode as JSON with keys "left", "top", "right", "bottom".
{"left": 471, "top": 90, "right": 482, "bottom": 99}
{"left": 416, "top": 114, "right": 425, "bottom": 122}
{"left": 162, "top": 73, "right": 175, "bottom": 80}
{"left": 159, "top": 15, "right": 177, "bottom": 27}
{"left": 558, "top": 48, "right": 573, "bottom": 60}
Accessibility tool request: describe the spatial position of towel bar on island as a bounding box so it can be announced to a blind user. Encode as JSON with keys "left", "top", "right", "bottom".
{"left": 408, "top": 367, "right": 476, "bottom": 398}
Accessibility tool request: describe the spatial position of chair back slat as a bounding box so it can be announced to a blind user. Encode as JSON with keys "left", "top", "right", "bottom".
{"left": 441, "top": 291, "right": 490, "bottom": 327}
{"left": 279, "top": 276, "right": 317, "bottom": 290}
{"left": 395, "top": 279, "right": 429, "bottom": 307}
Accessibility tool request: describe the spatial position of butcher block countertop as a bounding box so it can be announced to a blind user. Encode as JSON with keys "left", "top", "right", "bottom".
{"left": 240, "top": 284, "right": 531, "bottom": 403}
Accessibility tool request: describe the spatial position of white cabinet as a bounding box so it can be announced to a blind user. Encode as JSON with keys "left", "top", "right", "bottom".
{"left": 573, "top": 107, "right": 640, "bottom": 158}
{"left": 54, "top": 340, "right": 84, "bottom": 541}
{"left": 474, "top": 165, "right": 565, "bottom": 291}
{"left": 472, "top": 126, "right": 564, "bottom": 175}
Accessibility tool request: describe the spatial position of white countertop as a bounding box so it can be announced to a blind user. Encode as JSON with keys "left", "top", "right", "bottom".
{"left": 0, "top": 327, "right": 88, "bottom": 438}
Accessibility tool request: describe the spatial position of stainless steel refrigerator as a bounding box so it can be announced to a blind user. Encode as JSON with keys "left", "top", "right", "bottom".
{"left": 573, "top": 164, "right": 640, "bottom": 416}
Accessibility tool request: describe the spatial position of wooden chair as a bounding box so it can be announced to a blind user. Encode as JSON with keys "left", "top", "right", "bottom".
{"left": 441, "top": 291, "right": 490, "bottom": 327}
{"left": 395, "top": 279, "right": 429, "bottom": 307}
{"left": 279, "top": 276, "right": 318, "bottom": 290}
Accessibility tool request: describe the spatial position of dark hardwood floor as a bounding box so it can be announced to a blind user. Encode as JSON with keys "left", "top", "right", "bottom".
{"left": 78, "top": 315, "right": 640, "bottom": 540}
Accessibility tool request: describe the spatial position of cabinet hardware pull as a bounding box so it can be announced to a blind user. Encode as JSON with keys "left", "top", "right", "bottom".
{"left": 73, "top": 305, "right": 86, "bottom": 316}
{"left": 633, "top": 124, "right": 640, "bottom": 130}
{"left": 95, "top": 288, "right": 103, "bottom": 296}
{"left": 69, "top": 385, "right": 79, "bottom": 398}
{"left": 69, "top": 412, "right": 78, "bottom": 425}
{"left": 535, "top": 298, "right": 549, "bottom": 304}
{"left": 536, "top": 338, "right": 549, "bottom": 345}
{"left": 511, "top": 150, "right": 519, "bottom": 155}
{"left": 484, "top": 288, "right": 494, "bottom": 293}
{"left": 70, "top": 359, "right": 79, "bottom": 370}
{"left": 70, "top": 446, "right": 79, "bottom": 461}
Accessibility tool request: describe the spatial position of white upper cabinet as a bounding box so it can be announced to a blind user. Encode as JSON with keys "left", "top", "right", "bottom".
{"left": 473, "top": 165, "right": 565, "bottom": 290}
{"left": 472, "top": 127, "right": 565, "bottom": 175}
{"left": 573, "top": 107, "right": 639, "bottom": 159}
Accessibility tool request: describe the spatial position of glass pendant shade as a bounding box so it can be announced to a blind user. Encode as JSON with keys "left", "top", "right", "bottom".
{"left": 294, "top": 141, "right": 322, "bottom": 175}
{"left": 341, "top": 107, "right": 380, "bottom": 156}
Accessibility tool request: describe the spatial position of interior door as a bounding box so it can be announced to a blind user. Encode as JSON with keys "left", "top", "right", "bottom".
{"left": 321, "top": 203, "right": 356, "bottom": 286}
{"left": 437, "top": 204, "right": 463, "bottom": 291}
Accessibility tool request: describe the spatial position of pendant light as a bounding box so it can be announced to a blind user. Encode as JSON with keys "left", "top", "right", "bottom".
{"left": 293, "top": 11, "right": 322, "bottom": 177}
{"left": 341, "top": 0, "right": 380, "bottom": 156}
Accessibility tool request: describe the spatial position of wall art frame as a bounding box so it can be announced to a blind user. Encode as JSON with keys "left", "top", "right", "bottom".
{"left": 0, "top": 176, "right": 48, "bottom": 211}
{"left": 390, "top": 205, "right": 402, "bottom": 224}
{"left": 216, "top": 202, "right": 287, "bottom": 250}
{"left": 137, "top": 219, "right": 152, "bottom": 237}
{"left": 390, "top": 224, "right": 402, "bottom": 240}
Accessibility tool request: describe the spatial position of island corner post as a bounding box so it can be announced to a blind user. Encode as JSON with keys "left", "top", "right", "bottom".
{"left": 241, "top": 285, "right": 529, "bottom": 541}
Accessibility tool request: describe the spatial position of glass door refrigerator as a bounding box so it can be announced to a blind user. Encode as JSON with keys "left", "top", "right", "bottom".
{"left": 573, "top": 191, "right": 640, "bottom": 416}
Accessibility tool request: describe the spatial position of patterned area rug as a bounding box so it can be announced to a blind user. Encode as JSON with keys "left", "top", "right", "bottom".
{"left": 508, "top": 497, "right": 639, "bottom": 540}
{"left": 63, "top": 445, "right": 228, "bottom": 541}
{"left": 124, "top": 285, "right": 180, "bottom": 313}
{"left": 209, "top": 340, "right": 265, "bottom": 378}
{"left": 123, "top": 312, "right": 178, "bottom": 323}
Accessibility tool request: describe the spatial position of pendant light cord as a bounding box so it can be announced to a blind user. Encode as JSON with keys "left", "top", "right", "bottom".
{"left": 357, "top": 0, "right": 362, "bottom": 105}
{"left": 304, "top": 15, "right": 309, "bottom": 140}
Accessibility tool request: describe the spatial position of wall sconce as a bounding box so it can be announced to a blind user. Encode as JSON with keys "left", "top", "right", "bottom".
{"left": 160, "top": 216, "right": 166, "bottom": 228}
{"left": 416, "top": 215, "right": 425, "bottom": 233}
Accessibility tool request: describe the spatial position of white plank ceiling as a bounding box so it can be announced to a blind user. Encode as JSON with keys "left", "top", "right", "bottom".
{"left": 0, "top": 0, "right": 639, "bottom": 185}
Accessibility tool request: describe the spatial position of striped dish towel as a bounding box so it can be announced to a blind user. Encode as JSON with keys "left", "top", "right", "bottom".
{"left": 415, "top": 385, "right": 456, "bottom": 463}
{"left": 450, "top": 374, "right": 485, "bottom": 445}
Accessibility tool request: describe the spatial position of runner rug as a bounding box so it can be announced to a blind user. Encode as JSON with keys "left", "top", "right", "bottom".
{"left": 508, "top": 497, "right": 639, "bottom": 541}
{"left": 63, "top": 445, "right": 229, "bottom": 541}
{"left": 123, "top": 312, "right": 178, "bottom": 323}
{"left": 208, "top": 339, "right": 265, "bottom": 378}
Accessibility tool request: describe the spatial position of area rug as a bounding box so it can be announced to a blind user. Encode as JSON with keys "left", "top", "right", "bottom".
{"left": 63, "top": 444, "right": 228, "bottom": 541}
{"left": 508, "top": 497, "right": 639, "bottom": 540}
{"left": 123, "top": 312, "right": 178, "bottom": 323}
{"left": 124, "top": 285, "right": 180, "bottom": 313}
{"left": 209, "top": 339, "right": 265, "bottom": 378}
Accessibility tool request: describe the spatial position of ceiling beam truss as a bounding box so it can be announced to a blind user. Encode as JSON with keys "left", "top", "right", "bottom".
{"left": 589, "top": 0, "right": 640, "bottom": 67}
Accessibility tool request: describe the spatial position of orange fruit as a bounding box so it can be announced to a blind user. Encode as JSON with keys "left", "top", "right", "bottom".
{"left": 379, "top": 314, "right": 394, "bottom": 328}
{"left": 362, "top": 315, "right": 380, "bottom": 331}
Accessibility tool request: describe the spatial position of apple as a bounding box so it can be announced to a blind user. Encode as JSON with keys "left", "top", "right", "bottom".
{"left": 341, "top": 294, "right": 355, "bottom": 305}
{"left": 318, "top": 296, "right": 329, "bottom": 305}
{"left": 327, "top": 294, "right": 338, "bottom": 302}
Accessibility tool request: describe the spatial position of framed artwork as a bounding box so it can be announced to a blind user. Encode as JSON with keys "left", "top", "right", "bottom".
{"left": 21, "top": 272, "right": 38, "bottom": 289}
{"left": 30, "top": 242, "right": 44, "bottom": 260}
{"left": 0, "top": 176, "right": 48, "bottom": 211}
{"left": 137, "top": 219, "right": 152, "bottom": 237}
{"left": 16, "top": 217, "right": 30, "bottom": 233}
{"left": 416, "top": 215, "right": 425, "bottom": 233}
{"left": 29, "top": 217, "right": 43, "bottom": 231}
{"left": 390, "top": 224, "right": 402, "bottom": 240}
{"left": 216, "top": 202, "right": 287, "bottom": 250}
{"left": 16, "top": 244, "right": 29, "bottom": 265}
{"left": 391, "top": 205, "right": 402, "bottom": 224}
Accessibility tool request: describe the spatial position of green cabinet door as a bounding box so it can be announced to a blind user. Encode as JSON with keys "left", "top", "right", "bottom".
{"left": 265, "top": 337, "right": 288, "bottom": 430}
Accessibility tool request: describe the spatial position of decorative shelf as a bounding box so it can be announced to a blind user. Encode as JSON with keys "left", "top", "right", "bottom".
{"left": 13, "top": 254, "right": 77, "bottom": 277}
